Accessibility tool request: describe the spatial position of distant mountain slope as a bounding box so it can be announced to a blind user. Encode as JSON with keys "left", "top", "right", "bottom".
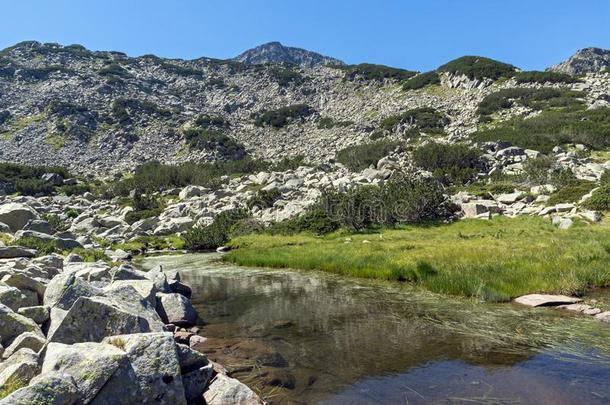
{"left": 548, "top": 47, "right": 610, "bottom": 75}
{"left": 232, "top": 41, "right": 344, "bottom": 67}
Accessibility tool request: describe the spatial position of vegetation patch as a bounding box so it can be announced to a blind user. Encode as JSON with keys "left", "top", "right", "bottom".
{"left": 477, "top": 88, "right": 583, "bottom": 117}
{"left": 184, "top": 209, "right": 249, "bottom": 250}
{"left": 338, "top": 63, "right": 417, "bottom": 82}
{"left": 226, "top": 216, "right": 610, "bottom": 302}
{"left": 376, "top": 107, "right": 448, "bottom": 138}
{"left": 583, "top": 183, "right": 610, "bottom": 211}
{"left": 413, "top": 142, "right": 485, "bottom": 185}
{"left": 437, "top": 56, "right": 516, "bottom": 81}
{"left": 335, "top": 140, "right": 402, "bottom": 171}
{"left": 317, "top": 117, "right": 353, "bottom": 129}
{"left": 402, "top": 71, "right": 441, "bottom": 90}
{"left": 253, "top": 104, "right": 314, "bottom": 128}
{"left": 514, "top": 71, "right": 580, "bottom": 84}
{"left": 472, "top": 106, "right": 610, "bottom": 152}
{"left": 0, "top": 162, "right": 70, "bottom": 196}
{"left": 268, "top": 66, "right": 303, "bottom": 87}
{"left": 183, "top": 128, "right": 246, "bottom": 159}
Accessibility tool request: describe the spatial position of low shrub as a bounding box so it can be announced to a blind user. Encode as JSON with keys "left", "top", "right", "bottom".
{"left": 437, "top": 56, "right": 516, "bottom": 81}
{"left": 472, "top": 107, "right": 610, "bottom": 152}
{"left": 335, "top": 140, "right": 402, "bottom": 171}
{"left": 268, "top": 66, "right": 303, "bottom": 87}
{"left": 71, "top": 248, "right": 110, "bottom": 262}
{"left": 378, "top": 107, "right": 448, "bottom": 137}
{"left": 248, "top": 189, "right": 281, "bottom": 210}
{"left": 402, "top": 71, "right": 440, "bottom": 90}
{"left": 547, "top": 180, "right": 597, "bottom": 205}
{"left": 98, "top": 63, "right": 130, "bottom": 78}
{"left": 339, "top": 63, "right": 417, "bottom": 82}
{"left": 184, "top": 209, "right": 249, "bottom": 250}
{"left": 413, "top": 142, "right": 485, "bottom": 185}
{"left": 477, "top": 88, "right": 583, "bottom": 117}
{"left": 14, "top": 237, "right": 57, "bottom": 255}
{"left": 103, "top": 159, "right": 269, "bottom": 197}
{"left": 183, "top": 128, "right": 246, "bottom": 159}
{"left": 194, "top": 115, "right": 229, "bottom": 129}
{"left": 0, "top": 163, "right": 71, "bottom": 196}
{"left": 317, "top": 117, "right": 353, "bottom": 129}
{"left": 268, "top": 206, "right": 340, "bottom": 236}
{"left": 514, "top": 71, "right": 580, "bottom": 84}
{"left": 253, "top": 104, "right": 314, "bottom": 128}
{"left": 582, "top": 184, "right": 610, "bottom": 210}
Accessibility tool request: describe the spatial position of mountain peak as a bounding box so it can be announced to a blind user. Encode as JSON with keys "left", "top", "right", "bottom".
{"left": 548, "top": 47, "right": 610, "bottom": 75}
{"left": 232, "top": 42, "right": 344, "bottom": 67}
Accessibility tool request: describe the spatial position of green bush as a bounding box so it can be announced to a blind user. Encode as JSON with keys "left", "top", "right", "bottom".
{"left": 98, "top": 63, "right": 130, "bottom": 78}
{"left": 42, "top": 214, "right": 68, "bottom": 233}
{"left": 472, "top": 106, "right": 610, "bottom": 152}
{"left": 268, "top": 206, "right": 340, "bottom": 236}
{"left": 159, "top": 61, "right": 203, "bottom": 78}
{"left": 14, "top": 237, "right": 57, "bottom": 255}
{"left": 317, "top": 117, "right": 353, "bottom": 129}
{"left": 335, "top": 140, "right": 402, "bottom": 171}
{"left": 268, "top": 66, "right": 303, "bottom": 87}
{"left": 0, "top": 163, "right": 71, "bottom": 196}
{"left": 402, "top": 71, "right": 440, "bottom": 90}
{"left": 194, "top": 115, "right": 229, "bottom": 129}
{"left": 125, "top": 193, "right": 164, "bottom": 224}
{"left": 514, "top": 71, "right": 580, "bottom": 84}
{"left": 253, "top": 104, "right": 314, "bottom": 128}
{"left": 0, "top": 110, "right": 11, "bottom": 125}
{"left": 437, "top": 56, "right": 516, "bottom": 81}
{"left": 477, "top": 88, "right": 583, "bottom": 117}
{"left": 183, "top": 209, "right": 249, "bottom": 250}
{"left": 65, "top": 208, "right": 79, "bottom": 218}
{"left": 547, "top": 180, "right": 596, "bottom": 205}
{"left": 413, "top": 142, "right": 485, "bottom": 185}
{"left": 583, "top": 184, "right": 610, "bottom": 210}
{"left": 378, "top": 107, "right": 448, "bottom": 136}
{"left": 339, "top": 64, "right": 417, "bottom": 82}
{"left": 103, "top": 159, "right": 269, "bottom": 197}
{"left": 271, "top": 155, "right": 307, "bottom": 171}
{"left": 183, "top": 128, "right": 246, "bottom": 159}
{"left": 248, "top": 189, "right": 281, "bottom": 210}
{"left": 57, "top": 183, "right": 91, "bottom": 196}
{"left": 71, "top": 248, "right": 110, "bottom": 262}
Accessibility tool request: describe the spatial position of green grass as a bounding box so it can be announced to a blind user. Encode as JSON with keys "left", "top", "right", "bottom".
{"left": 225, "top": 216, "right": 610, "bottom": 302}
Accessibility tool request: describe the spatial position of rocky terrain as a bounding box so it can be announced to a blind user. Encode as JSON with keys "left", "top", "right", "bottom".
{"left": 549, "top": 47, "right": 610, "bottom": 75}
{"left": 232, "top": 41, "right": 344, "bottom": 67}
{"left": 1, "top": 41, "right": 609, "bottom": 175}
{"left": 0, "top": 241, "right": 264, "bottom": 404}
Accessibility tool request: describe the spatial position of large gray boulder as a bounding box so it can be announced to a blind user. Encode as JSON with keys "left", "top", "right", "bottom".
{"left": 2, "top": 331, "right": 46, "bottom": 359}
{"left": 17, "top": 305, "right": 50, "bottom": 325}
{"left": 203, "top": 373, "right": 264, "bottom": 405}
{"left": 23, "top": 219, "right": 53, "bottom": 235}
{"left": 0, "top": 348, "right": 40, "bottom": 393}
{"left": 0, "top": 247, "right": 37, "bottom": 259}
{"left": 43, "top": 272, "right": 102, "bottom": 310}
{"left": 103, "top": 279, "right": 157, "bottom": 307}
{"left": 0, "top": 203, "right": 38, "bottom": 232}
{"left": 98, "top": 333, "right": 187, "bottom": 404}
{"left": 48, "top": 286, "right": 164, "bottom": 344}
{"left": 156, "top": 293, "right": 198, "bottom": 327}
{"left": 0, "top": 284, "right": 38, "bottom": 311}
{"left": 0, "top": 303, "right": 44, "bottom": 346}
{"left": 0, "top": 371, "right": 79, "bottom": 405}
{"left": 13, "top": 230, "right": 83, "bottom": 250}
{"left": 2, "top": 273, "right": 46, "bottom": 301}
{"left": 42, "top": 342, "right": 127, "bottom": 404}
{"left": 514, "top": 294, "right": 582, "bottom": 307}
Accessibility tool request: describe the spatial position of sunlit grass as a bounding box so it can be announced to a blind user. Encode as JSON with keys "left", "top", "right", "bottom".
{"left": 226, "top": 216, "right": 610, "bottom": 302}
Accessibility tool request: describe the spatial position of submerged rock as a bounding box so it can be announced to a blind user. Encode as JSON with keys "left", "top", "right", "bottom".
{"left": 204, "top": 373, "right": 264, "bottom": 405}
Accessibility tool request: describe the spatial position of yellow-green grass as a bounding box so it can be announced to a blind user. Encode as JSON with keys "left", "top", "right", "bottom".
{"left": 225, "top": 216, "right": 610, "bottom": 302}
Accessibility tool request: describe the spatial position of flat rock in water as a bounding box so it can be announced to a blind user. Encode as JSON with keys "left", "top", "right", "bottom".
{"left": 514, "top": 294, "right": 582, "bottom": 307}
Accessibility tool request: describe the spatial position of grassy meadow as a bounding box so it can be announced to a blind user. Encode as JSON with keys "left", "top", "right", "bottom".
{"left": 225, "top": 216, "right": 610, "bottom": 302}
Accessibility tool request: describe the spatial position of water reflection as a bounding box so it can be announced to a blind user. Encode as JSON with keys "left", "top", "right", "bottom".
{"left": 141, "top": 254, "right": 610, "bottom": 404}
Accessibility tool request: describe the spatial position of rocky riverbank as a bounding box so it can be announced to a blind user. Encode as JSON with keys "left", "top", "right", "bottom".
{"left": 0, "top": 247, "right": 264, "bottom": 404}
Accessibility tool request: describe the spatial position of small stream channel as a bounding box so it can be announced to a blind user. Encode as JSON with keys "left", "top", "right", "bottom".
{"left": 141, "top": 253, "right": 610, "bottom": 405}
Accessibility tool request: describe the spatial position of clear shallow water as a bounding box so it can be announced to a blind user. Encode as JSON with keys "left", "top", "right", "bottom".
{"left": 141, "top": 254, "right": 610, "bottom": 405}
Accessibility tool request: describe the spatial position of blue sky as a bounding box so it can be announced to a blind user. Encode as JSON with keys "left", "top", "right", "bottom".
{"left": 1, "top": 0, "right": 609, "bottom": 71}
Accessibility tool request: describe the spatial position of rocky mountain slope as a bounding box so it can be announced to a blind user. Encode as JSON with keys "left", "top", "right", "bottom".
{"left": 0, "top": 41, "right": 609, "bottom": 176}
{"left": 232, "top": 41, "right": 344, "bottom": 67}
{"left": 549, "top": 47, "right": 610, "bottom": 75}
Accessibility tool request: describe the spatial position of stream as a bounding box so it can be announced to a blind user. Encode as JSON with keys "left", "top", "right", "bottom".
{"left": 141, "top": 253, "right": 610, "bottom": 405}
